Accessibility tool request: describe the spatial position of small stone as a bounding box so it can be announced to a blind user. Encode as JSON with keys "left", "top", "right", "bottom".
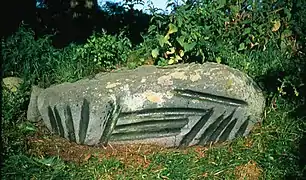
{"left": 3, "top": 77, "right": 23, "bottom": 92}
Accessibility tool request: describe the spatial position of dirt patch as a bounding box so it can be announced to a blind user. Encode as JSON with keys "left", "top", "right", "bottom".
{"left": 26, "top": 123, "right": 225, "bottom": 172}
{"left": 234, "top": 160, "right": 262, "bottom": 180}
{"left": 26, "top": 127, "right": 211, "bottom": 170}
{"left": 27, "top": 132, "right": 167, "bottom": 168}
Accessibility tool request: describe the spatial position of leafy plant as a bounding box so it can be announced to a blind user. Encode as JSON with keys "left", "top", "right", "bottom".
{"left": 137, "top": 0, "right": 303, "bottom": 97}
{"left": 2, "top": 25, "right": 56, "bottom": 87}
{"left": 76, "top": 32, "right": 132, "bottom": 69}
{"left": 2, "top": 1, "right": 306, "bottom": 179}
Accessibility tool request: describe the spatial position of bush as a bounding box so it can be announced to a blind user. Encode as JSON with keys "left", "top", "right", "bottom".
{"left": 2, "top": 1, "right": 306, "bottom": 178}
{"left": 75, "top": 31, "right": 132, "bottom": 70}
{"left": 142, "top": 1, "right": 294, "bottom": 62}
{"left": 2, "top": 26, "right": 133, "bottom": 87}
{"left": 136, "top": 1, "right": 305, "bottom": 98}
{"left": 2, "top": 26, "right": 56, "bottom": 87}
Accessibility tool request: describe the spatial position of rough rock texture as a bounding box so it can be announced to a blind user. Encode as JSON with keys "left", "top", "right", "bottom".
{"left": 27, "top": 63, "right": 265, "bottom": 147}
{"left": 27, "top": 86, "right": 43, "bottom": 122}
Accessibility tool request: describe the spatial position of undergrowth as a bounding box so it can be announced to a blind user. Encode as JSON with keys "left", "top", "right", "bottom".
{"left": 2, "top": 0, "right": 306, "bottom": 179}
{"left": 2, "top": 102, "right": 305, "bottom": 179}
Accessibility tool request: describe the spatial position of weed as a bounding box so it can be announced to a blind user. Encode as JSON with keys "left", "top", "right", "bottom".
{"left": 2, "top": 0, "right": 306, "bottom": 179}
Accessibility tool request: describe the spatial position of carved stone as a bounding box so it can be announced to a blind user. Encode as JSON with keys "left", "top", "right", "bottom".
{"left": 27, "top": 63, "right": 265, "bottom": 147}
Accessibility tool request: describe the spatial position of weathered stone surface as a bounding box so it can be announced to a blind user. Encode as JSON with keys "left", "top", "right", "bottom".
{"left": 27, "top": 63, "right": 265, "bottom": 147}
{"left": 27, "top": 86, "right": 44, "bottom": 122}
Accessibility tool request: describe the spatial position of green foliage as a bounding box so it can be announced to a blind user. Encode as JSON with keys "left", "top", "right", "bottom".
{"left": 292, "top": 0, "right": 306, "bottom": 41}
{"left": 151, "top": 151, "right": 199, "bottom": 179}
{"left": 2, "top": 155, "right": 70, "bottom": 179}
{"left": 76, "top": 32, "right": 132, "bottom": 69}
{"left": 2, "top": 87, "right": 28, "bottom": 125}
{"left": 2, "top": 26, "right": 133, "bottom": 87}
{"left": 144, "top": 1, "right": 296, "bottom": 63}
{"left": 137, "top": 0, "right": 304, "bottom": 98}
{"left": 2, "top": 0, "right": 306, "bottom": 179}
{"left": 2, "top": 83, "right": 31, "bottom": 156}
{"left": 2, "top": 102, "right": 305, "bottom": 179}
{"left": 2, "top": 26, "right": 56, "bottom": 87}
{"left": 2, "top": 25, "right": 90, "bottom": 87}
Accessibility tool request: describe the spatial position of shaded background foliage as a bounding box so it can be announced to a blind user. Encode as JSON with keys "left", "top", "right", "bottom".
{"left": 1, "top": 0, "right": 306, "bottom": 179}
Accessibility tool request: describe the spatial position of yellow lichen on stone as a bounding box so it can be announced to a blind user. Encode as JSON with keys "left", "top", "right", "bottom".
{"left": 165, "top": 91, "right": 174, "bottom": 99}
{"left": 106, "top": 82, "right": 121, "bottom": 89}
{"left": 169, "top": 71, "right": 188, "bottom": 80}
{"left": 157, "top": 75, "right": 173, "bottom": 86}
{"left": 141, "top": 78, "right": 146, "bottom": 83}
{"left": 146, "top": 95, "right": 162, "bottom": 103}
{"left": 143, "top": 91, "right": 165, "bottom": 103}
{"left": 226, "top": 79, "right": 234, "bottom": 89}
{"left": 190, "top": 72, "right": 201, "bottom": 82}
{"left": 122, "top": 93, "right": 146, "bottom": 111}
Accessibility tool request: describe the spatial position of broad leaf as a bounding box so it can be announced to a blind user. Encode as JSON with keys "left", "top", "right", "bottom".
{"left": 179, "top": 49, "right": 184, "bottom": 57}
{"left": 151, "top": 48, "right": 159, "bottom": 58}
{"left": 216, "top": 57, "right": 222, "bottom": 64}
{"left": 272, "top": 20, "right": 281, "bottom": 32}
{"left": 243, "top": 28, "right": 252, "bottom": 36}
{"left": 158, "top": 35, "right": 167, "bottom": 47}
{"left": 238, "top": 43, "right": 246, "bottom": 51}
{"left": 217, "top": 0, "right": 226, "bottom": 9}
{"left": 183, "top": 42, "right": 196, "bottom": 52}
{"left": 166, "top": 47, "right": 175, "bottom": 55}
{"left": 176, "top": 36, "right": 185, "bottom": 47}
{"left": 168, "top": 57, "right": 175, "bottom": 65}
{"left": 168, "top": 55, "right": 182, "bottom": 65}
{"left": 168, "top": 23, "right": 178, "bottom": 35}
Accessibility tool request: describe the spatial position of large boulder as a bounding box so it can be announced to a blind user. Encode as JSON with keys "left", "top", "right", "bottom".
{"left": 27, "top": 63, "right": 265, "bottom": 147}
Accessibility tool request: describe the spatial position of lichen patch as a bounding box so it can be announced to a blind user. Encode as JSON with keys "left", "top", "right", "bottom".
{"left": 192, "top": 99, "right": 200, "bottom": 103}
{"left": 169, "top": 71, "right": 188, "bottom": 80}
{"left": 143, "top": 91, "right": 165, "bottom": 104}
{"left": 190, "top": 72, "right": 201, "bottom": 82}
{"left": 141, "top": 78, "right": 146, "bottom": 83}
{"left": 121, "top": 84, "right": 130, "bottom": 91}
{"left": 106, "top": 82, "right": 121, "bottom": 89}
{"left": 122, "top": 93, "right": 146, "bottom": 111}
{"left": 157, "top": 75, "right": 173, "bottom": 86}
{"left": 147, "top": 95, "right": 162, "bottom": 103}
{"left": 165, "top": 91, "right": 174, "bottom": 99}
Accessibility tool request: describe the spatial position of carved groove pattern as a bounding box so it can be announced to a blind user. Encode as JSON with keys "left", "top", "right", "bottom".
{"left": 99, "top": 100, "right": 121, "bottom": 146}
{"left": 46, "top": 89, "right": 252, "bottom": 147}
{"left": 179, "top": 108, "right": 214, "bottom": 147}
{"left": 47, "top": 98, "right": 91, "bottom": 144}
{"left": 173, "top": 89, "right": 248, "bottom": 107}
{"left": 64, "top": 105, "right": 76, "bottom": 142}
{"left": 79, "top": 99, "right": 90, "bottom": 144}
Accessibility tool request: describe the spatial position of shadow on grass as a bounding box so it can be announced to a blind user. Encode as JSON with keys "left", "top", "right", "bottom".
{"left": 293, "top": 56, "right": 306, "bottom": 179}
{"left": 254, "top": 52, "right": 306, "bottom": 179}
{"left": 288, "top": 64, "right": 306, "bottom": 179}
{"left": 299, "top": 130, "right": 306, "bottom": 179}
{"left": 291, "top": 102, "right": 306, "bottom": 179}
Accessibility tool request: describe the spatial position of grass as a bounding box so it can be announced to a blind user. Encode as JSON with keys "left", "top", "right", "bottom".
{"left": 2, "top": 45, "right": 306, "bottom": 179}
{"left": 2, "top": 43, "right": 306, "bottom": 179}
{"left": 2, "top": 7, "right": 306, "bottom": 179}
{"left": 2, "top": 96, "right": 305, "bottom": 179}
